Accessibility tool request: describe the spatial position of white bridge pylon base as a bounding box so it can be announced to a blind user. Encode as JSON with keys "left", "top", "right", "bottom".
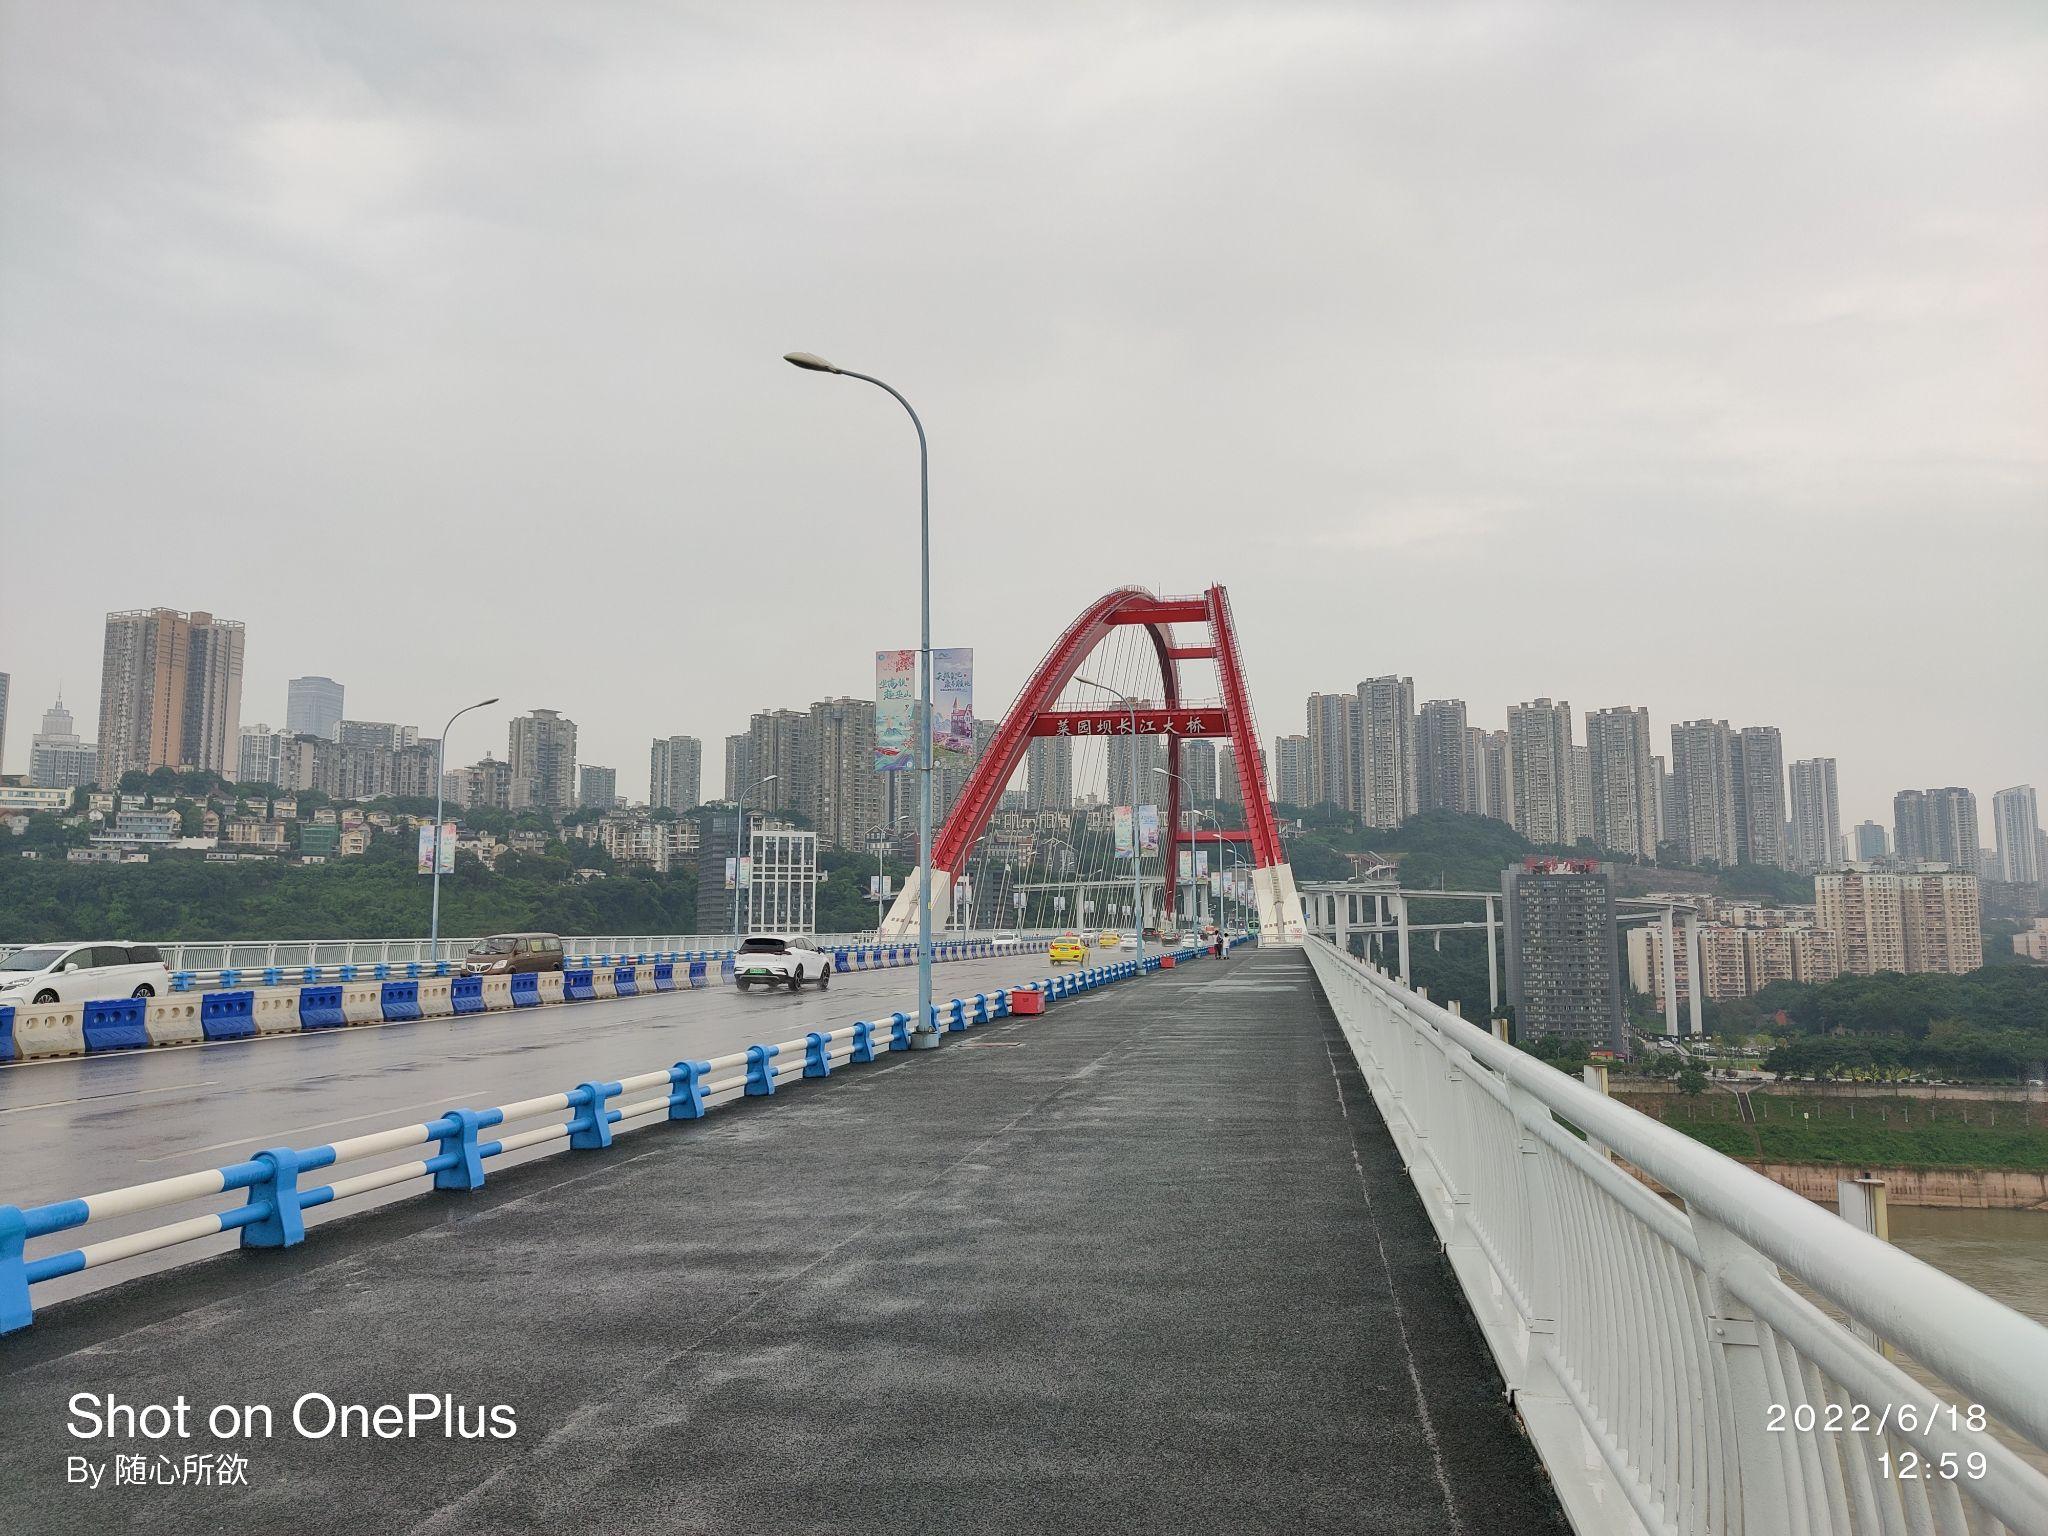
{"left": 878, "top": 861, "right": 1304, "bottom": 945}
{"left": 878, "top": 867, "right": 953, "bottom": 939}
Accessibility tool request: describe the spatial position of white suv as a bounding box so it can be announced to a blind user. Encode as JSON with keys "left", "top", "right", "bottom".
{"left": 0, "top": 942, "right": 173, "bottom": 1007}
{"left": 734, "top": 934, "right": 832, "bottom": 992}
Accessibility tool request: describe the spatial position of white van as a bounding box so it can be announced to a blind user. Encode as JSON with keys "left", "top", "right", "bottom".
{"left": 0, "top": 943, "right": 173, "bottom": 1006}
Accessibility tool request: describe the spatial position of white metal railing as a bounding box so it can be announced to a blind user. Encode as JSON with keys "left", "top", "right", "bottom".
{"left": 1303, "top": 937, "right": 2048, "bottom": 1536}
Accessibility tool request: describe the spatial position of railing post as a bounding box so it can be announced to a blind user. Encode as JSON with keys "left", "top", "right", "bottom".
{"left": 240, "top": 1148, "right": 307, "bottom": 1247}
{"left": 0, "top": 1205, "right": 29, "bottom": 1334}
{"left": 1504, "top": 1082, "right": 1562, "bottom": 1394}
{"left": 433, "top": 1109, "right": 489, "bottom": 1189}
{"left": 803, "top": 1032, "right": 832, "bottom": 1078}
{"left": 567, "top": 1083, "right": 618, "bottom": 1149}
{"left": 745, "top": 1045, "right": 779, "bottom": 1095}
{"left": 667, "top": 1061, "right": 710, "bottom": 1120}
{"left": 1689, "top": 1213, "right": 1801, "bottom": 1532}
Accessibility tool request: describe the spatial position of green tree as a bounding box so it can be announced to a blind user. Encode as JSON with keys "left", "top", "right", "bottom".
{"left": 1676, "top": 1064, "right": 1708, "bottom": 1097}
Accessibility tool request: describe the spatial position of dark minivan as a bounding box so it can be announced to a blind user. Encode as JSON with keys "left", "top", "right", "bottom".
{"left": 463, "top": 932, "right": 565, "bottom": 975}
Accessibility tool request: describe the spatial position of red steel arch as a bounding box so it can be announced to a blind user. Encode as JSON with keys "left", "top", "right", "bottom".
{"left": 897, "top": 583, "right": 1300, "bottom": 939}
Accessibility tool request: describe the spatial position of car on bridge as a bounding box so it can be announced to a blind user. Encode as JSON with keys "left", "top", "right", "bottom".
{"left": 462, "top": 932, "right": 565, "bottom": 976}
{"left": 735, "top": 934, "right": 832, "bottom": 991}
{"left": 1096, "top": 930, "right": 1122, "bottom": 949}
{"left": 0, "top": 942, "right": 171, "bottom": 1006}
{"left": 1048, "top": 933, "right": 1088, "bottom": 964}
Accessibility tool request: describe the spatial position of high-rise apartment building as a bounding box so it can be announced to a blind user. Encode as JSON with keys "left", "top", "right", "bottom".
{"left": 1501, "top": 857, "right": 1623, "bottom": 1054}
{"left": 1107, "top": 732, "right": 1167, "bottom": 811}
{"left": 1900, "top": 868, "right": 1983, "bottom": 974}
{"left": 0, "top": 671, "right": 9, "bottom": 776}
{"left": 1583, "top": 706, "right": 1658, "bottom": 862}
{"left": 1893, "top": 789, "right": 1930, "bottom": 866}
{"left": 1730, "top": 726, "right": 1788, "bottom": 868}
{"left": 1507, "top": 699, "right": 1574, "bottom": 845}
{"left": 1993, "top": 785, "right": 2041, "bottom": 886}
{"left": 98, "top": 608, "right": 246, "bottom": 784}
{"left": 1179, "top": 738, "right": 1219, "bottom": 805}
{"left": 1416, "top": 699, "right": 1474, "bottom": 814}
{"left": 1817, "top": 868, "right": 1907, "bottom": 976}
{"left": 649, "top": 736, "right": 703, "bottom": 812}
{"left": 285, "top": 676, "right": 344, "bottom": 741}
{"left": 29, "top": 696, "right": 99, "bottom": 791}
{"left": 1217, "top": 745, "right": 1241, "bottom": 809}
{"left": 1852, "top": 821, "right": 1889, "bottom": 862}
{"left": 1306, "top": 692, "right": 1359, "bottom": 812}
{"left": 1272, "top": 734, "right": 1310, "bottom": 808}
{"left": 1356, "top": 676, "right": 1417, "bottom": 829}
{"left": 579, "top": 765, "right": 619, "bottom": 810}
{"left": 724, "top": 734, "right": 752, "bottom": 800}
{"left": 336, "top": 720, "right": 419, "bottom": 751}
{"left": 237, "top": 726, "right": 287, "bottom": 788}
{"left": 456, "top": 755, "right": 514, "bottom": 811}
{"left": 1479, "top": 729, "right": 1513, "bottom": 828}
{"left": 1026, "top": 735, "right": 1074, "bottom": 811}
{"left": 1567, "top": 745, "right": 1594, "bottom": 845}
{"left": 1924, "top": 787, "right": 1980, "bottom": 876}
{"left": 1788, "top": 758, "right": 1841, "bottom": 873}
{"left": 1669, "top": 720, "right": 1738, "bottom": 867}
{"left": 809, "top": 696, "right": 879, "bottom": 851}
{"left": 745, "top": 709, "right": 812, "bottom": 817}
{"left": 508, "top": 708, "right": 578, "bottom": 813}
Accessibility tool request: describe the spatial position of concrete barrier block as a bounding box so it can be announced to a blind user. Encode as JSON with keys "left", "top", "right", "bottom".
{"left": 249, "top": 989, "right": 301, "bottom": 1035}
{"left": 341, "top": 981, "right": 384, "bottom": 1026}
{"left": 480, "top": 974, "right": 514, "bottom": 1010}
{"left": 417, "top": 977, "right": 455, "bottom": 1018}
{"left": 14, "top": 1002, "right": 86, "bottom": 1059}
{"left": 536, "top": 971, "right": 566, "bottom": 1005}
{"left": 633, "top": 964, "right": 657, "bottom": 993}
{"left": 145, "top": 996, "right": 206, "bottom": 1047}
{"left": 591, "top": 969, "right": 618, "bottom": 1000}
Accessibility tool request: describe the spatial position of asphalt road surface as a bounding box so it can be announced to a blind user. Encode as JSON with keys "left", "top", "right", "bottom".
{"left": 0, "top": 949, "right": 1565, "bottom": 1535}
{"left": 0, "top": 948, "right": 1061, "bottom": 1307}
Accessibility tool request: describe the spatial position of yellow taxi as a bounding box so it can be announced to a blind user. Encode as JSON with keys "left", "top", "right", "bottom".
{"left": 1096, "top": 930, "right": 1123, "bottom": 949}
{"left": 1048, "top": 933, "right": 1089, "bottom": 965}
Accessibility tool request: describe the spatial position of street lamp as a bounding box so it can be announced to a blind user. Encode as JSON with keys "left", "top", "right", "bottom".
{"left": 429, "top": 697, "right": 498, "bottom": 961}
{"left": 785, "top": 350, "right": 941, "bottom": 1049}
{"left": 869, "top": 814, "right": 915, "bottom": 930}
{"left": 1073, "top": 674, "right": 1145, "bottom": 963}
{"left": 730, "top": 775, "right": 779, "bottom": 939}
{"left": 1040, "top": 835, "right": 1083, "bottom": 932}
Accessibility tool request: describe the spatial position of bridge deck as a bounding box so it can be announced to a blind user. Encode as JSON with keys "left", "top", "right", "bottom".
{"left": 2, "top": 949, "right": 1564, "bottom": 1534}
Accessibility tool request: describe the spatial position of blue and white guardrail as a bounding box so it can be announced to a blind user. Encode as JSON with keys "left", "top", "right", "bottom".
{"left": 0, "top": 938, "right": 1020, "bottom": 1065}
{"left": 0, "top": 943, "right": 1224, "bottom": 1332}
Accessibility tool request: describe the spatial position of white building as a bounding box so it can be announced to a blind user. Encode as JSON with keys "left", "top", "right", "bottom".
{"left": 1992, "top": 785, "right": 2040, "bottom": 886}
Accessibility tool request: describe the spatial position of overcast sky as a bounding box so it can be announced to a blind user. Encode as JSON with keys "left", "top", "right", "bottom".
{"left": 2, "top": 2, "right": 2041, "bottom": 831}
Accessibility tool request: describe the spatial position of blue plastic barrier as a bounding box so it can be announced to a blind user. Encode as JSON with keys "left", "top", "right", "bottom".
{"left": 653, "top": 962, "right": 675, "bottom": 992}
{"left": 689, "top": 960, "right": 708, "bottom": 989}
{"left": 834, "top": 948, "right": 850, "bottom": 972}
{"left": 201, "top": 990, "right": 256, "bottom": 1041}
{"left": 720, "top": 955, "right": 736, "bottom": 984}
{"left": 450, "top": 976, "right": 486, "bottom": 1015}
{"left": 299, "top": 985, "right": 346, "bottom": 1029}
{"left": 564, "top": 968, "right": 596, "bottom": 1001}
{"left": 82, "top": 998, "right": 150, "bottom": 1053}
{"left": 0, "top": 1005, "right": 13, "bottom": 1064}
{"left": 613, "top": 964, "right": 637, "bottom": 997}
{"left": 509, "top": 972, "right": 541, "bottom": 1007}
{"left": 380, "top": 980, "right": 422, "bottom": 1023}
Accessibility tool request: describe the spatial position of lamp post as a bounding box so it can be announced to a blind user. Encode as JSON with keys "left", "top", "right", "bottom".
{"left": 869, "top": 814, "right": 914, "bottom": 931}
{"left": 1152, "top": 763, "right": 1225, "bottom": 931}
{"left": 1041, "top": 835, "right": 1083, "bottom": 933}
{"left": 1073, "top": 675, "right": 1144, "bottom": 963}
{"left": 730, "top": 775, "right": 779, "bottom": 939}
{"left": 785, "top": 351, "right": 940, "bottom": 1048}
{"left": 430, "top": 696, "right": 499, "bottom": 962}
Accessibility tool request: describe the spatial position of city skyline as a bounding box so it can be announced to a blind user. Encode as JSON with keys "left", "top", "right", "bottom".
{"left": 1, "top": 6, "right": 2040, "bottom": 833}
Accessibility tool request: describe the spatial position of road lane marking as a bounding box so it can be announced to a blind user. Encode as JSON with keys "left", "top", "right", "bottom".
{"left": 0, "top": 1081, "right": 221, "bottom": 1116}
{"left": 138, "top": 1093, "right": 482, "bottom": 1161}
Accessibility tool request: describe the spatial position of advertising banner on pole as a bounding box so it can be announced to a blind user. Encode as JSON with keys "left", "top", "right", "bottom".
{"left": 738, "top": 856, "right": 752, "bottom": 889}
{"left": 1055, "top": 895, "right": 1066, "bottom": 914}
{"left": 931, "top": 648, "right": 975, "bottom": 759}
{"left": 1210, "top": 871, "right": 1223, "bottom": 898}
{"left": 1014, "top": 890, "right": 1026, "bottom": 911}
{"left": 1195, "top": 850, "right": 1208, "bottom": 881}
{"left": 438, "top": 823, "right": 456, "bottom": 875}
{"left": 1138, "top": 803, "right": 1159, "bottom": 856}
{"left": 417, "top": 826, "right": 437, "bottom": 875}
{"left": 1178, "top": 850, "right": 1193, "bottom": 882}
{"left": 724, "top": 856, "right": 737, "bottom": 890}
{"left": 1114, "top": 805, "right": 1133, "bottom": 860}
{"left": 875, "top": 649, "right": 917, "bottom": 770}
